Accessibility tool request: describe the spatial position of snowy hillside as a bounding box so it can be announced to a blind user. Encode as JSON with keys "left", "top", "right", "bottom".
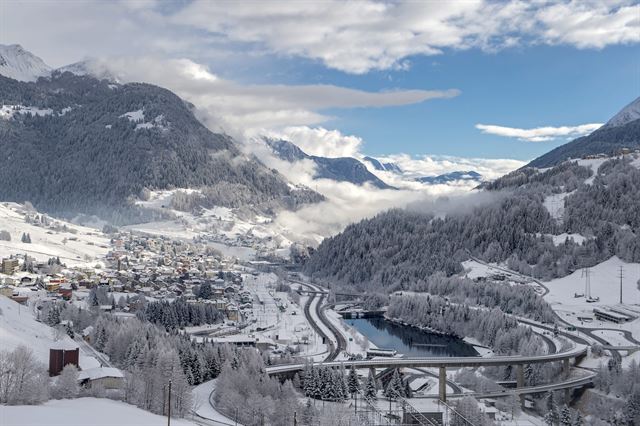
{"left": 544, "top": 256, "right": 640, "bottom": 316}
{"left": 0, "top": 296, "right": 99, "bottom": 369}
{"left": 0, "top": 397, "right": 199, "bottom": 426}
{"left": 0, "top": 202, "right": 109, "bottom": 269}
{"left": 0, "top": 44, "right": 51, "bottom": 82}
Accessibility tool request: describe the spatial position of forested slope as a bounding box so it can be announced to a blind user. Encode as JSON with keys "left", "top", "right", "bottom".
{"left": 304, "top": 157, "right": 640, "bottom": 292}
{"left": 0, "top": 73, "right": 320, "bottom": 222}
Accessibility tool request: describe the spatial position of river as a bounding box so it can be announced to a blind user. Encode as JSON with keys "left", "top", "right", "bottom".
{"left": 345, "top": 317, "right": 478, "bottom": 357}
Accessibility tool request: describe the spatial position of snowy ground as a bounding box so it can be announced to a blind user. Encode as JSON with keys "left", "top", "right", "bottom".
{"left": 462, "top": 337, "right": 494, "bottom": 357}
{"left": 460, "top": 259, "right": 544, "bottom": 294}
{"left": 0, "top": 398, "right": 200, "bottom": 426}
{"left": 544, "top": 256, "right": 640, "bottom": 327}
{"left": 0, "top": 202, "right": 109, "bottom": 269}
{"left": 0, "top": 296, "right": 99, "bottom": 369}
{"left": 543, "top": 192, "right": 571, "bottom": 220}
{"left": 126, "top": 189, "right": 294, "bottom": 257}
{"left": 544, "top": 256, "right": 640, "bottom": 366}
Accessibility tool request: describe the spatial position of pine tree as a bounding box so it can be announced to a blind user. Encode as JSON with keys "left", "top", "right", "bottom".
{"left": 65, "top": 322, "right": 74, "bottom": 339}
{"left": 384, "top": 369, "right": 404, "bottom": 399}
{"left": 623, "top": 391, "right": 640, "bottom": 426}
{"left": 347, "top": 365, "right": 360, "bottom": 395}
{"left": 573, "top": 411, "right": 584, "bottom": 426}
{"left": 559, "top": 405, "right": 572, "bottom": 426}
{"left": 364, "top": 370, "right": 377, "bottom": 399}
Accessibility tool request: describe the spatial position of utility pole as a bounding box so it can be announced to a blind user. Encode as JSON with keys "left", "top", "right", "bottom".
{"left": 167, "top": 379, "right": 172, "bottom": 426}
{"left": 619, "top": 266, "right": 624, "bottom": 304}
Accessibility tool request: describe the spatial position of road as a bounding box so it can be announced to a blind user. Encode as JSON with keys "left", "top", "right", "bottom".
{"left": 299, "top": 281, "right": 346, "bottom": 361}
{"left": 415, "top": 371, "right": 597, "bottom": 400}
{"left": 75, "top": 336, "right": 114, "bottom": 368}
{"left": 266, "top": 345, "right": 588, "bottom": 375}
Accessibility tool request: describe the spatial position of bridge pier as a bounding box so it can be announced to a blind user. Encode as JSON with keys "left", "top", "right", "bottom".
{"left": 516, "top": 364, "right": 525, "bottom": 408}
{"left": 438, "top": 366, "right": 447, "bottom": 403}
{"left": 562, "top": 359, "right": 570, "bottom": 378}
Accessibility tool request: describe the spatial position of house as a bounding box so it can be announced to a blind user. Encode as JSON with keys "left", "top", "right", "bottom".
{"left": 78, "top": 367, "right": 125, "bottom": 390}
{"left": 226, "top": 304, "right": 240, "bottom": 322}
{"left": 1, "top": 258, "right": 19, "bottom": 275}
{"left": 82, "top": 326, "right": 94, "bottom": 343}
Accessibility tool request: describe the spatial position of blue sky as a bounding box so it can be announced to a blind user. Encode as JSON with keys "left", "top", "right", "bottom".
{"left": 326, "top": 44, "right": 640, "bottom": 159}
{"left": 3, "top": 0, "right": 639, "bottom": 163}
{"left": 226, "top": 42, "right": 639, "bottom": 160}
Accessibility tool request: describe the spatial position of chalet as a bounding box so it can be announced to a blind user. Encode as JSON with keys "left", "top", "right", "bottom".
{"left": 78, "top": 367, "right": 124, "bottom": 390}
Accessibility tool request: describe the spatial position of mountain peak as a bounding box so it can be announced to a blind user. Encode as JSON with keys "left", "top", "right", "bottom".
{"left": 604, "top": 96, "right": 640, "bottom": 128}
{"left": 0, "top": 44, "right": 51, "bottom": 82}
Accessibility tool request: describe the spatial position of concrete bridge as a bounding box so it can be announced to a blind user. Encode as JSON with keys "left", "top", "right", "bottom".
{"left": 266, "top": 345, "right": 589, "bottom": 403}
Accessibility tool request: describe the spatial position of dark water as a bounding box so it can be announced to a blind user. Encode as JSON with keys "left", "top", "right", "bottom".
{"left": 345, "top": 317, "right": 478, "bottom": 357}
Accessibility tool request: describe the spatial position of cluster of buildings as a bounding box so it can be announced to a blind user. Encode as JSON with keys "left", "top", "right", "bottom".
{"left": 0, "top": 232, "right": 257, "bottom": 324}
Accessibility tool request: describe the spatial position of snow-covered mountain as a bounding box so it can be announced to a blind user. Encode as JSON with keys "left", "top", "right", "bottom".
{"left": 265, "top": 138, "right": 395, "bottom": 189}
{"left": 363, "top": 156, "right": 402, "bottom": 173}
{"left": 604, "top": 96, "right": 640, "bottom": 128}
{"left": 0, "top": 48, "right": 321, "bottom": 222}
{"left": 0, "top": 44, "right": 51, "bottom": 82}
{"left": 528, "top": 95, "right": 640, "bottom": 168}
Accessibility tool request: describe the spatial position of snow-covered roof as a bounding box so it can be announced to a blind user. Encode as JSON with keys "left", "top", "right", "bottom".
{"left": 78, "top": 367, "right": 124, "bottom": 381}
{"left": 50, "top": 340, "right": 79, "bottom": 350}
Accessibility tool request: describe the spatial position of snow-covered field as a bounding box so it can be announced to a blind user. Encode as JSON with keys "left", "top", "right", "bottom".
{"left": 544, "top": 256, "right": 640, "bottom": 365}
{"left": 0, "top": 296, "right": 99, "bottom": 369}
{"left": 0, "top": 202, "right": 109, "bottom": 269}
{"left": 544, "top": 256, "right": 640, "bottom": 320}
{"left": 127, "top": 189, "right": 294, "bottom": 257}
{"left": 0, "top": 398, "right": 199, "bottom": 426}
{"left": 543, "top": 192, "right": 570, "bottom": 220}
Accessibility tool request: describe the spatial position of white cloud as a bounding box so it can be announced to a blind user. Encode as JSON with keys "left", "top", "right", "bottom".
{"left": 86, "top": 56, "right": 457, "bottom": 136}
{"left": 172, "top": 0, "right": 640, "bottom": 74}
{"left": 475, "top": 123, "right": 604, "bottom": 142}
{"left": 372, "top": 154, "right": 525, "bottom": 182}
{"left": 2, "top": 0, "right": 638, "bottom": 74}
{"left": 263, "top": 127, "right": 364, "bottom": 158}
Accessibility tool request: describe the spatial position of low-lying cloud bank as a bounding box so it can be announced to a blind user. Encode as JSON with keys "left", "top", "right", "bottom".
{"left": 78, "top": 56, "right": 525, "bottom": 244}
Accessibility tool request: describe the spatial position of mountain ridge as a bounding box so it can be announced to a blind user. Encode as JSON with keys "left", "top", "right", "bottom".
{"left": 265, "top": 138, "right": 395, "bottom": 189}
{"left": 0, "top": 71, "right": 320, "bottom": 223}
{"left": 527, "top": 96, "right": 640, "bottom": 168}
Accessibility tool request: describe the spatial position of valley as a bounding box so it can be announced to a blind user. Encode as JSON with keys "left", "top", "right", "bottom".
{"left": 1, "top": 16, "right": 640, "bottom": 425}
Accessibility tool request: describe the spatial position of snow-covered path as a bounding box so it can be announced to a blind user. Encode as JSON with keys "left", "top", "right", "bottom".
{"left": 192, "top": 380, "right": 240, "bottom": 426}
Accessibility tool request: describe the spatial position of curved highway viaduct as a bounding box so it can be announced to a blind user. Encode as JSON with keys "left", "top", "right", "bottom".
{"left": 266, "top": 346, "right": 589, "bottom": 403}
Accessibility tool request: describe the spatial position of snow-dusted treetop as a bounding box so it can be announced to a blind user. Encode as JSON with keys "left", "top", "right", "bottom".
{"left": 0, "top": 44, "right": 51, "bottom": 82}
{"left": 605, "top": 96, "right": 640, "bottom": 128}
